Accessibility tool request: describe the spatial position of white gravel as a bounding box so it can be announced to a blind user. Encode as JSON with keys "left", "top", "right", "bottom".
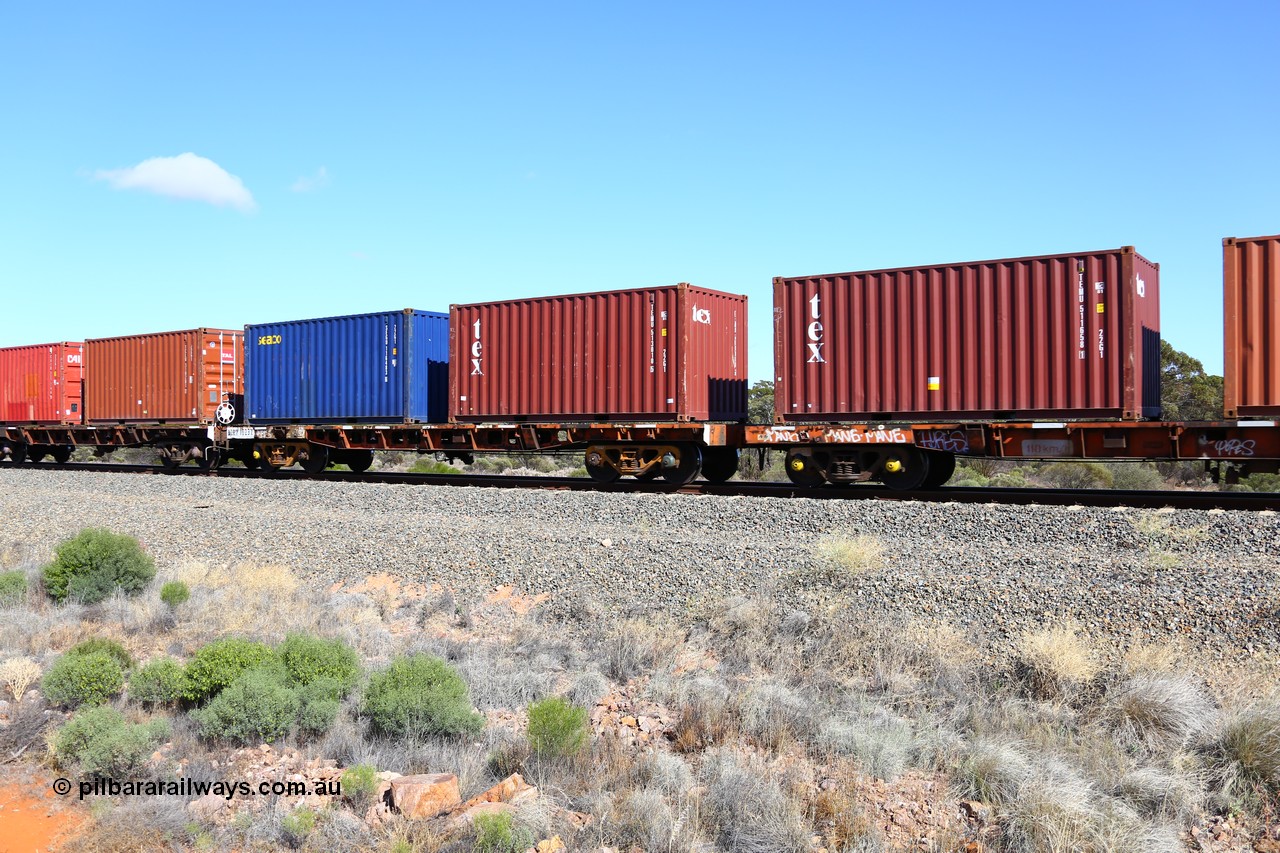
{"left": 1, "top": 468, "right": 1277, "bottom": 664}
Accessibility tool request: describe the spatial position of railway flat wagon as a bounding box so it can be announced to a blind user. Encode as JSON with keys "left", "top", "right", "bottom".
{"left": 246, "top": 309, "right": 449, "bottom": 424}
{"left": 450, "top": 283, "right": 748, "bottom": 423}
{"left": 774, "top": 246, "right": 1162, "bottom": 423}
{"left": 1224, "top": 234, "right": 1280, "bottom": 418}
{"left": 0, "top": 342, "right": 84, "bottom": 425}
{"left": 85, "top": 329, "right": 244, "bottom": 424}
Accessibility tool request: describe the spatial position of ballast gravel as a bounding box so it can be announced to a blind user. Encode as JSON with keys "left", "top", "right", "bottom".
{"left": 1, "top": 468, "right": 1277, "bottom": 665}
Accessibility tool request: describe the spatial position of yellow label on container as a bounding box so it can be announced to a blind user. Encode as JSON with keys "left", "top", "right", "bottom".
{"left": 1096, "top": 303, "right": 1105, "bottom": 313}
{"left": 661, "top": 329, "right": 667, "bottom": 336}
{"left": 928, "top": 376, "right": 941, "bottom": 391}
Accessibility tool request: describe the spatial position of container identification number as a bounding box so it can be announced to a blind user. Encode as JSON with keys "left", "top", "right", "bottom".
{"left": 257, "top": 335, "right": 282, "bottom": 346}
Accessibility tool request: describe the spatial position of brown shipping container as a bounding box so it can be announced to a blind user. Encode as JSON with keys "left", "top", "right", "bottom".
{"left": 85, "top": 329, "right": 244, "bottom": 423}
{"left": 774, "top": 247, "right": 1161, "bottom": 422}
{"left": 451, "top": 284, "right": 747, "bottom": 422}
{"left": 1224, "top": 234, "right": 1280, "bottom": 418}
{"left": 0, "top": 342, "right": 84, "bottom": 424}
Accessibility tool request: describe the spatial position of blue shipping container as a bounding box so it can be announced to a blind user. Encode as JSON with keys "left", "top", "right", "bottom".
{"left": 246, "top": 309, "right": 449, "bottom": 423}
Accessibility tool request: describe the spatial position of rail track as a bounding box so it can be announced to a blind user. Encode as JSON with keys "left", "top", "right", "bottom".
{"left": 4, "top": 461, "right": 1278, "bottom": 511}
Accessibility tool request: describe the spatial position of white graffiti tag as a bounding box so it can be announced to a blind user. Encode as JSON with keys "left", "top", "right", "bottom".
{"left": 1213, "top": 439, "right": 1256, "bottom": 458}
{"left": 918, "top": 430, "right": 969, "bottom": 453}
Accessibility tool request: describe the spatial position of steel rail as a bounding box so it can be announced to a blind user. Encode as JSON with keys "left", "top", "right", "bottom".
{"left": 4, "top": 461, "right": 1278, "bottom": 511}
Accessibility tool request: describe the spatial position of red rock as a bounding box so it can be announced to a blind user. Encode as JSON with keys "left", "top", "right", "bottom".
{"left": 390, "top": 773, "right": 461, "bottom": 819}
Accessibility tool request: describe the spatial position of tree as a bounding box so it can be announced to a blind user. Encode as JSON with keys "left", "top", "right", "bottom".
{"left": 747, "top": 380, "right": 775, "bottom": 424}
{"left": 1160, "top": 340, "right": 1223, "bottom": 422}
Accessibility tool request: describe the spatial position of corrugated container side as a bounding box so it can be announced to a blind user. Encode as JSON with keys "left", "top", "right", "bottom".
{"left": 246, "top": 310, "right": 450, "bottom": 423}
{"left": 450, "top": 284, "right": 747, "bottom": 422}
{"left": 0, "top": 343, "right": 84, "bottom": 424}
{"left": 85, "top": 329, "right": 243, "bottom": 423}
{"left": 1224, "top": 234, "right": 1280, "bottom": 418}
{"left": 774, "top": 247, "right": 1160, "bottom": 422}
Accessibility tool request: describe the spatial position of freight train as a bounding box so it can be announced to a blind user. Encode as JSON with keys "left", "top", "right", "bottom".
{"left": 2, "top": 236, "right": 1278, "bottom": 490}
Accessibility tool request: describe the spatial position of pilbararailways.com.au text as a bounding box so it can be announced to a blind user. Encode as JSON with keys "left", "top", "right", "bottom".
{"left": 66, "top": 777, "right": 340, "bottom": 801}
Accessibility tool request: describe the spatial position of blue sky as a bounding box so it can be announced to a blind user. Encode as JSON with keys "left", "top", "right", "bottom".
{"left": 3, "top": 2, "right": 1276, "bottom": 379}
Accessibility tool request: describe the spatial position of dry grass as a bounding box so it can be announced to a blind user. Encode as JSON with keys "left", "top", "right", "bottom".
{"left": 175, "top": 562, "right": 321, "bottom": 646}
{"left": 1013, "top": 623, "right": 1101, "bottom": 700}
{"left": 1103, "top": 673, "right": 1216, "bottom": 749}
{"left": 700, "top": 748, "right": 810, "bottom": 853}
{"left": 801, "top": 534, "right": 884, "bottom": 585}
{"left": 602, "top": 617, "right": 681, "bottom": 682}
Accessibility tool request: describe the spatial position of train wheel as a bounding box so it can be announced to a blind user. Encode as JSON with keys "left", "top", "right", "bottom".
{"left": 344, "top": 451, "right": 374, "bottom": 473}
{"left": 160, "top": 454, "right": 182, "bottom": 471}
{"left": 50, "top": 446, "right": 72, "bottom": 464}
{"left": 634, "top": 467, "right": 661, "bottom": 481}
{"left": 880, "top": 447, "right": 930, "bottom": 491}
{"left": 920, "top": 451, "right": 955, "bottom": 488}
{"left": 197, "top": 447, "right": 222, "bottom": 470}
{"left": 242, "top": 455, "right": 261, "bottom": 470}
{"left": 701, "top": 447, "right": 739, "bottom": 483}
{"left": 663, "top": 445, "right": 702, "bottom": 486}
{"left": 784, "top": 449, "right": 825, "bottom": 487}
{"left": 300, "top": 445, "right": 329, "bottom": 475}
{"left": 27, "top": 448, "right": 47, "bottom": 464}
{"left": 584, "top": 447, "right": 621, "bottom": 483}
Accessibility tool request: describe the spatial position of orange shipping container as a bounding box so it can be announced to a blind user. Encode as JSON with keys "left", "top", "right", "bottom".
{"left": 85, "top": 329, "right": 244, "bottom": 423}
{"left": 1224, "top": 234, "right": 1280, "bottom": 418}
{"left": 0, "top": 343, "right": 84, "bottom": 424}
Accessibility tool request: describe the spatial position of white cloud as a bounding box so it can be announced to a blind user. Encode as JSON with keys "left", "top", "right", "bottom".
{"left": 94, "top": 153, "right": 256, "bottom": 213}
{"left": 291, "top": 166, "right": 330, "bottom": 193}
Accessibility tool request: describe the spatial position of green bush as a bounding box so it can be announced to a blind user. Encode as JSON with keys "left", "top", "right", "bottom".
{"left": 0, "top": 570, "right": 28, "bottom": 606}
{"left": 527, "top": 696, "right": 589, "bottom": 759}
{"left": 182, "top": 637, "right": 276, "bottom": 702}
{"left": 159, "top": 580, "right": 190, "bottom": 608}
{"left": 1038, "top": 461, "right": 1115, "bottom": 490}
{"left": 474, "top": 810, "right": 533, "bottom": 853}
{"left": 43, "top": 651, "right": 125, "bottom": 708}
{"left": 42, "top": 528, "right": 156, "bottom": 604}
{"left": 54, "top": 706, "right": 168, "bottom": 775}
{"left": 279, "top": 634, "right": 360, "bottom": 696}
{"left": 362, "top": 654, "right": 483, "bottom": 738}
{"left": 67, "top": 637, "right": 134, "bottom": 670}
{"left": 296, "top": 678, "right": 341, "bottom": 736}
{"left": 280, "top": 807, "right": 316, "bottom": 848}
{"left": 340, "top": 764, "right": 379, "bottom": 811}
{"left": 408, "top": 459, "right": 461, "bottom": 475}
{"left": 130, "top": 658, "right": 187, "bottom": 706}
{"left": 190, "top": 665, "right": 300, "bottom": 744}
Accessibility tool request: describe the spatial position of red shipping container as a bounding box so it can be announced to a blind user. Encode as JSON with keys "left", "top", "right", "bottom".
{"left": 774, "top": 247, "right": 1161, "bottom": 422}
{"left": 1224, "top": 234, "right": 1280, "bottom": 418}
{"left": 450, "top": 284, "right": 747, "bottom": 422}
{"left": 0, "top": 343, "right": 84, "bottom": 424}
{"left": 85, "top": 329, "right": 244, "bottom": 423}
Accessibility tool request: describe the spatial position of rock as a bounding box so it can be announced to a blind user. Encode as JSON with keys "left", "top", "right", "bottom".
{"left": 390, "top": 773, "right": 461, "bottom": 819}
{"left": 364, "top": 800, "right": 393, "bottom": 827}
{"left": 959, "top": 800, "right": 990, "bottom": 824}
{"left": 187, "top": 793, "right": 228, "bottom": 820}
{"left": 458, "top": 773, "right": 537, "bottom": 809}
{"left": 536, "top": 838, "right": 566, "bottom": 853}
{"left": 447, "top": 801, "right": 512, "bottom": 830}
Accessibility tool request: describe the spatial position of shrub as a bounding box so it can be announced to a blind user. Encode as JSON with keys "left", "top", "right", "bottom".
{"left": 362, "top": 654, "right": 483, "bottom": 738}
{"left": 280, "top": 807, "right": 317, "bottom": 848}
{"left": 279, "top": 633, "right": 360, "bottom": 696}
{"left": 473, "top": 810, "right": 533, "bottom": 853}
{"left": 296, "top": 678, "right": 342, "bottom": 736}
{"left": 1013, "top": 624, "right": 1100, "bottom": 699}
{"left": 701, "top": 749, "right": 810, "bottom": 852}
{"left": 1038, "top": 461, "right": 1114, "bottom": 489}
{"left": 1, "top": 656, "right": 41, "bottom": 701}
{"left": 54, "top": 706, "right": 168, "bottom": 775}
{"left": 67, "top": 637, "right": 134, "bottom": 670}
{"left": 42, "top": 528, "right": 156, "bottom": 604}
{"left": 1105, "top": 674, "right": 1215, "bottom": 748}
{"left": 182, "top": 637, "right": 276, "bottom": 702}
{"left": 0, "top": 569, "right": 28, "bottom": 606}
{"left": 527, "top": 697, "right": 589, "bottom": 759}
{"left": 130, "top": 658, "right": 187, "bottom": 706}
{"left": 811, "top": 534, "right": 882, "bottom": 579}
{"left": 42, "top": 650, "right": 125, "bottom": 708}
{"left": 1211, "top": 700, "right": 1280, "bottom": 796}
{"left": 190, "top": 665, "right": 300, "bottom": 744}
{"left": 159, "top": 580, "right": 190, "bottom": 608}
{"left": 739, "top": 681, "right": 819, "bottom": 751}
{"left": 340, "top": 764, "right": 379, "bottom": 812}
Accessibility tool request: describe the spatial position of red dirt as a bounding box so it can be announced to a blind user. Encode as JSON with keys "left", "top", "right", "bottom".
{"left": 0, "top": 779, "right": 86, "bottom": 853}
